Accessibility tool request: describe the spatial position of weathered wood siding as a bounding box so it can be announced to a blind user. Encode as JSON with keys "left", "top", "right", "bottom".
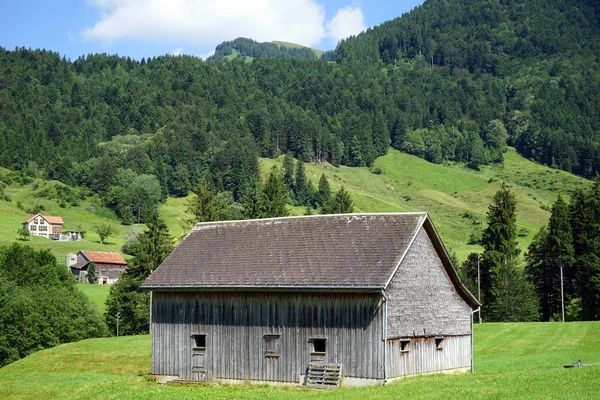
{"left": 384, "top": 227, "right": 472, "bottom": 377}
{"left": 387, "top": 227, "right": 472, "bottom": 337}
{"left": 386, "top": 335, "right": 471, "bottom": 377}
{"left": 151, "top": 291, "right": 385, "bottom": 383}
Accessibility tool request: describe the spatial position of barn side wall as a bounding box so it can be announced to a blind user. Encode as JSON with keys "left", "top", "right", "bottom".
{"left": 151, "top": 291, "right": 385, "bottom": 384}
{"left": 385, "top": 227, "right": 473, "bottom": 377}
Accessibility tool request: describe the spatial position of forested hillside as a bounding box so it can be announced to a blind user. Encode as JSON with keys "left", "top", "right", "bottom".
{"left": 208, "top": 38, "right": 324, "bottom": 61}
{"left": 0, "top": 0, "right": 599, "bottom": 222}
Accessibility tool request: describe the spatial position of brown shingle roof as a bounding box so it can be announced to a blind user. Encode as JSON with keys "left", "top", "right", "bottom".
{"left": 80, "top": 251, "right": 127, "bottom": 265}
{"left": 142, "top": 213, "right": 428, "bottom": 290}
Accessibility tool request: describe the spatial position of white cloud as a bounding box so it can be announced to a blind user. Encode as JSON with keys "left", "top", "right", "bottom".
{"left": 82, "top": 0, "right": 327, "bottom": 48}
{"left": 325, "top": 6, "right": 365, "bottom": 43}
{"left": 197, "top": 49, "right": 215, "bottom": 60}
{"left": 171, "top": 47, "right": 184, "bottom": 56}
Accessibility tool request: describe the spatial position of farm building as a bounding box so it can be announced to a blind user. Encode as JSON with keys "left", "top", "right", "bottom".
{"left": 22, "top": 213, "right": 64, "bottom": 240}
{"left": 69, "top": 250, "right": 128, "bottom": 284}
{"left": 142, "top": 213, "right": 480, "bottom": 387}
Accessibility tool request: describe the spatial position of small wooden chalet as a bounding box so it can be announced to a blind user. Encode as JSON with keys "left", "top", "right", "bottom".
{"left": 142, "top": 213, "right": 480, "bottom": 387}
{"left": 69, "top": 250, "right": 128, "bottom": 284}
{"left": 22, "top": 213, "right": 64, "bottom": 240}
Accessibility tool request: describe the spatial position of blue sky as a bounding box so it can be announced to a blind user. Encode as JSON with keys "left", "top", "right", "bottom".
{"left": 0, "top": 0, "right": 424, "bottom": 60}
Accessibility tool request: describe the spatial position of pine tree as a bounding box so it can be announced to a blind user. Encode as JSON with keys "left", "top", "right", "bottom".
{"left": 315, "top": 174, "right": 331, "bottom": 208}
{"left": 570, "top": 181, "right": 600, "bottom": 320}
{"left": 242, "top": 179, "right": 264, "bottom": 219}
{"left": 282, "top": 153, "right": 295, "bottom": 190}
{"left": 262, "top": 166, "right": 289, "bottom": 218}
{"left": 323, "top": 186, "right": 354, "bottom": 214}
{"left": 87, "top": 262, "right": 98, "bottom": 284}
{"left": 526, "top": 195, "right": 574, "bottom": 320}
{"left": 105, "top": 213, "right": 174, "bottom": 336}
{"left": 293, "top": 159, "right": 308, "bottom": 206}
{"left": 481, "top": 182, "right": 538, "bottom": 321}
{"left": 186, "top": 178, "right": 232, "bottom": 223}
{"left": 488, "top": 256, "right": 539, "bottom": 322}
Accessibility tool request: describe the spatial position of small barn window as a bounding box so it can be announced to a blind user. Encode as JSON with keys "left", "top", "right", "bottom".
{"left": 311, "top": 338, "right": 327, "bottom": 355}
{"left": 264, "top": 334, "right": 281, "bottom": 357}
{"left": 400, "top": 338, "right": 410, "bottom": 353}
{"left": 435, "top": 336, "right": 444, "bottom": 350}
{"left": 192, "top": 334, "right": 206, "bottom": 350}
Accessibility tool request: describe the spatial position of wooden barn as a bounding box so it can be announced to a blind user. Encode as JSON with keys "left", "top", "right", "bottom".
{"left": 142, "top": 213, "right": 480, "bottom": 387}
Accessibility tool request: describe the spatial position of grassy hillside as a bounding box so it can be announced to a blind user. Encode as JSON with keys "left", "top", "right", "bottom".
{"left": 262, "top": 147, "right": 589, "bottom": 261}
{"left": 0, "top": 322, "right": 598, "bottom": 399}
{"left": 0, "top": 168, "right": 191, "bottom": 261}
{"left": 76, "top": 284, "right": 111, "bottom": 315}
{"left": 0, "top": 147, "right": 589, "bottom": 264}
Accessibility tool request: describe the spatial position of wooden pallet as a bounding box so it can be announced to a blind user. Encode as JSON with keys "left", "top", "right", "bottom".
{"left": 306, "top": 362, "right": 342, "bottom": 388}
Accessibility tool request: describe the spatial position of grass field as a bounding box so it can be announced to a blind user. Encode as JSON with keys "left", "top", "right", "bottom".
{"left": 76, "top": 283, "right": 111, "bottom": 315}
{"left": 0, "top": 322, "right": 598, "bottom": 399}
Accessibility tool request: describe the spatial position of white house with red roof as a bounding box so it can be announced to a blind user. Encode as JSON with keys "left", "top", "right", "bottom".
{"left": 22, "top": 213, "right": 64, "bottom": 240}
{"left": 69, "top": 250, "right": 129, "bottom": 284}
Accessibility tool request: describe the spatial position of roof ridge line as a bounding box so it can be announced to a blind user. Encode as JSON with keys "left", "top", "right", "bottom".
{"left": 190, "top": 212, "right": 428, "bottom": 231}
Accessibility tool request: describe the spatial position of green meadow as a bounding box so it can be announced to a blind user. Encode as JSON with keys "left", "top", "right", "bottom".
{"left": 0, "top": 322, "right": 598, "bottom": 399}
{"left": 76, "top": 284, "right": 111, "bottom": 315}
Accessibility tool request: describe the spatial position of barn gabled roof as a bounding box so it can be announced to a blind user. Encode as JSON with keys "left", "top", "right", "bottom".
{"left": 142, "top": 213, "right": 479, "bottom": 307}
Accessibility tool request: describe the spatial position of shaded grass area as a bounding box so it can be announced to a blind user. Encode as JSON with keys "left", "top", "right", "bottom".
{"left": 0, "top": 323, "right": 599, "bottom": 399}
{"left": 76, "top": 283, "right": 111, "bottom": 315}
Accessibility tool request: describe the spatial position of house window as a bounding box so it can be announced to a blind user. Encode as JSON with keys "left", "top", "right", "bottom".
{"left": 39, "top": 226, "right": 48, "bottom": 232}
{"left": 400, "top": 338, "right": 410, "bottom": 353}
{"left": 30, "top": 225, "right": 37, "bottom": 231}
{"left": 311, "top": 338, "right": 327, "bottom": 355}
{"left": 34, "top": 218, "right": 38, "bottom": 224}
{"left": 264, "top": 334, "right": 281, "bottom": 357}
{"left": 435, "top": 336, "right": 444, "bottom": 350}
{"left": 192, "top": 334, "right": 206, "bottom": 350}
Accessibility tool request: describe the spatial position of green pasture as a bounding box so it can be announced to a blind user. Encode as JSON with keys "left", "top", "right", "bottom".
{"left": 0, "top": 322, "right": 598, "bottom": 399}
{"left": 76, "top": 283, "right": 111, "bottom": 315}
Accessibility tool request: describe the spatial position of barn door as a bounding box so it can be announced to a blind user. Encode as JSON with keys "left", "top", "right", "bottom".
{"left": 191, "top": 351, "right": 206, "bottom": 381}
{"left": 191, "top": 333, "right": 207, "bottom": 381}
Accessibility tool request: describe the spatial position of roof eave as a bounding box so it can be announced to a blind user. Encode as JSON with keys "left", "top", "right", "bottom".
{"left": 141, "top": 284, "right": 385, "bottom": 293}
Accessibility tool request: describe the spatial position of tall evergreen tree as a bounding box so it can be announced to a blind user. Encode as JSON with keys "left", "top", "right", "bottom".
{"left": 526, "top": 195, "right": 575, "bottom": 320}
{"left": 315, "top": 173, "right": 331, "bottom": 208}
{"left": 323, "top": 186, "right": 354, "bottom": 214}
{"left": 186, "top": 178, "right": 232, "bottom": 224}
{"left": 282, "top": 153, "right": 295, "bottom": 190}
{"left": 293, "top": 159, "right": 309, "bottom": 206}
{"left": 242, "top": 179, "right": 264, "bottom": 219}
{"left": 481, "top": 182, "right": 538, "bottom": 321}
{"left": 570, "top": 180, "right": 600, "bottom": 320}
{"left": 105, "top": 213, "right": 174, "bottom": 336}
{"left": 262, "top": 166, "right": 289, "bottom": 218}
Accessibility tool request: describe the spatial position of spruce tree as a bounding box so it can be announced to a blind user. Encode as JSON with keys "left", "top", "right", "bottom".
{"left": 105, "top": 213, "right": 174, "bottom": 335}
{"left": 526, "top": 195, "right": 574, "bottom": 320}
{"left": 262, "top": 166, "right": 289, "bottom": 218}
{"left": 570, "top": 181, "right": 600, "bottom": 320}
{"left": 481, "top": 182, "right": 538, "bottom": 321}
{"left": 293, "top": 159, "right": 308, "bottom": 206}
{"left": 282, "top": 153, "right": 295, "bottom": 190}
{"left": 186, "top": 178, "right": 232, "bottom": 223}
{"left": 242, "top": 179, "right": 264, "bottom": 219}
{"left": 324, "top": 186, "right": 354, "bottom": 214}
{"left": 315, "top": 173, "right": 331, "bottom": 207}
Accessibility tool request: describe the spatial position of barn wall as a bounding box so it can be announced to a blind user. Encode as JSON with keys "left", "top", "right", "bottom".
{"left": 386, "top": 335, "right": 471, "bottom": 378}
{"left": 386, "top": 227, "right": 472, "bottom": 338}
{"left": 151, "top": 291, "right": 385, "bottom": 383}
